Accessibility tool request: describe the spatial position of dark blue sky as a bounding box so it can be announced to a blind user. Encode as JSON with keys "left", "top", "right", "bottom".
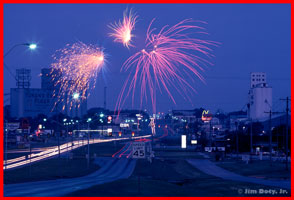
{"left": 4, "top": 4, "right": 291, "bottom": 114}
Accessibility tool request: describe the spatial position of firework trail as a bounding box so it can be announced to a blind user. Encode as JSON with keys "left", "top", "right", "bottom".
{"left": 108, "top": 8, "right": 138, "bottom": 48}
{"left": 51, "top": 42, "right": 105, "bottom": 111}
{"left": 116, "top": 19, "right": 218, "bottom": 114}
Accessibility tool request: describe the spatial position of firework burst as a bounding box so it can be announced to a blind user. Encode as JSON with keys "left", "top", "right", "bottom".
{"left": 116, "top": 19, "right": 218, "bottom": 114}
{"left": 51, "top": 42, "right": 105, "bottom": 111}
{"left": 108, "top": 8, "right": 138, "bottom": 48}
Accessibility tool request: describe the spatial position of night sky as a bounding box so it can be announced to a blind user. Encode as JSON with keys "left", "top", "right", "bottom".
{"left": 4, "top": 4, "right": 291, "bottom": 114}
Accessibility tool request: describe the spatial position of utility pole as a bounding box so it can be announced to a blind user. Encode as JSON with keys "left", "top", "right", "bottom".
{"left": 87, "top": 122, "right": 90, "bottom": 169}
{"left": 71, "top": 123, "right": 74, "bottom": 151}
{"left": 4, "top": 120, "right": 8, "bottom": 170}
{"left": 210, "top": 120, "right": 212, "bottom": 147}
{"left": 280, "top": 97, "right": 290, "bottom": 170}
{"left": 57, "top": 129, "right": 61, "bottom": 158}
{"left": 52, "top": 117, "right": 62, "bottom": 178}
{"left": 149, "top": 115, "right": 156, "bottom": 153}
{"left": 87, "top": 118, "right": 92, "bottom": 169}
{"left": 267, "top": 110, "right": 272, "bottom": 166}
{"left": 247, "top": 103, "right": 253, "bottom": 154}
{"left": 29, "top": 143, "right": 32, "bottom": 176}
{"left": 78, "top": 122, "right": 80, "bottom": 146}
{"left": 235, "top": 121, "right": 239, "bottom": 159}
{"left": 265, "top": 109, "right": 284, "bottom": 167}
{"left": 66, "top": 124, "right": 69, "bottom": 160}
{"left": 104, "top": 87, "right": 107, "bottom": 110}
{"left": 51, "top": 117, "right": 62, "bottom": 158}
{"left": 250, "top": 119, "right": 253, "bottom": 155}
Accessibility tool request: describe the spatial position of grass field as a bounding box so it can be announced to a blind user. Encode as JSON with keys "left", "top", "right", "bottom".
{"left": 155, "top": 150, "right": 204, "bottom": 159}
{"left": 4, "top": 140, "right": 125, "bottom": 184}
{"left": 65, "top": 158, "right": 290, "bottom": 197}
{"left": 214, "top": 158, "right": 291, "bottom": 181}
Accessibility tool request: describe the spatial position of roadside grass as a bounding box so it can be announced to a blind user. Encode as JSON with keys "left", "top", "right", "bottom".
{"left": 155, "top": 150, "right": 204, "bottom": 159}
{"left": 72, "top": 140, "right": 125, "bottom": 158}
{"left": 4, "top": 141, "right": 125, "bottom": 184}
{"left": 6, "top": 152, "right": 30, "bottom": 159}
{"left": 65, "top": 158, "right": 290, "bottom": 197}
{"left": 4, "top": 157, "right": 99, "bottom": 184}
{"left": 213, "top": 157, "right": 291, "bottom": 180}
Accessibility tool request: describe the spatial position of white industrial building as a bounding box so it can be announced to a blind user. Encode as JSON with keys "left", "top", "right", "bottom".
{"left": 10, "top": 68, "right": 87, "bottom": 118}
{"left": 248, "top": 72, "right": 272, "bottom": 121}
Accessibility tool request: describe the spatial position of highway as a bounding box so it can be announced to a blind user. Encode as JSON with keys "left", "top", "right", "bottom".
{"left": 4, "top": 157, "right": 137, "bottom": 197}
{"left": 4, "top": 135, "right": 151, "bottom": 170}
{"left": 112, "top": 142, "right": 133, "bottom": 158}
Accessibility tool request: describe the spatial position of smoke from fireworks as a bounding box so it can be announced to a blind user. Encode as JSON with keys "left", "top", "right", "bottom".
{"left": 116, "top": 19, "right": 218, "bottom": 114}
{"left": 51, "top": 42, "right": 105, "bottom": 111}
{"left": 108, "top": 9, "right": 138, "bottom": 48}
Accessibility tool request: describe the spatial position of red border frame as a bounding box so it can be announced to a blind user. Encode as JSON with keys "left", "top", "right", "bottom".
{"left": 1, "top": 2, "right": 293, "bottom": 199}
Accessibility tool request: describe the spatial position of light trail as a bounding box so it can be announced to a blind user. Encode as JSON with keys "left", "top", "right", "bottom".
{"left": 4, "top": 135, "right": 151, "bottom": 170}
{"left": 112, "top": 134, "right": 157, "bottom": 159}
{"left": 118, "top": 142, "right": 132, "bottom": 158}
{"left": 112, "top": 143, "right": 128, "bottom": 158}
{"left": 154, "top": 127, "right": 168, "bottom": 141}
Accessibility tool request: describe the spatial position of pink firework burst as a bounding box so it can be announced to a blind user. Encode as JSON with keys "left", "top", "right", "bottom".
{"left": 116, "top": 19, "right": 219, "bottom": 114}
{"left": 108, "top": 8, "right": 138, "bottom": 48}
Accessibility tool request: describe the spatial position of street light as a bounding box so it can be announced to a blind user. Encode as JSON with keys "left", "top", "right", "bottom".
{"left": 28, "top": 43, "right": 37, "bottom": 50}
{"left": 4, "top": 43, "right": 37, "bottom": 58}
{"left": 4, "top": 42, "right": 38, "bottom": 83}
{"left": 72, "top": 92, "right": 80, "bottom": 118}
{"left": 73, "top": 92, "right": 79, "bottom": 100}
{"left": 4, "top": 45, "right": 35, "bottom": 170}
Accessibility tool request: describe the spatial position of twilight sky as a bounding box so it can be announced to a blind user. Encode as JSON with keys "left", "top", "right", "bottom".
{"left": 4, "top": 4, "right": 291, "bottom": 114}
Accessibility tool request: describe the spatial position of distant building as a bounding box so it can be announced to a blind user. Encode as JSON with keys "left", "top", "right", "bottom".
{"left": 248, "top": 72, "right": 272, "bottom": 121}
{"left": 228, "top": 110, "right": 247, "bottom": 131}
{"left": 171, "top": 110, "right": 198, "bottom": 124}
{"left": 10, "top": 87, "right": 57, "bottom": 118}
{"left": 41, "top": 68, "right": 87, "bottom": 118}
{"left": 111, "top": 110, "right": 149, "bottom": 131}
{"left": 4, "top": 105, "right": 11, "bottom": 119}
{"left": 259, "top": 114, "right": 291, "bottom": 132}
{"left": 10, "top": 68, "right": 87, "bottom": 118}
{"left": 201, "top": 117, "right": 222, "bottom": 132}
{"left": 250, "top": 72, "right": 267, "bottom": 88}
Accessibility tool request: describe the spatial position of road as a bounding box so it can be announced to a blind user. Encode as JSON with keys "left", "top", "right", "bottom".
{"left": 4, "top": 135, "right": 151, "bottom": 170}
{"left": 112, "top": 142, "right": 133, "bottom": 158}
{"left": 187, "top": 159, "right": 291, "bottom": 190}
{"left": 4, "top": 157, "right": 137, "bottom": 197}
